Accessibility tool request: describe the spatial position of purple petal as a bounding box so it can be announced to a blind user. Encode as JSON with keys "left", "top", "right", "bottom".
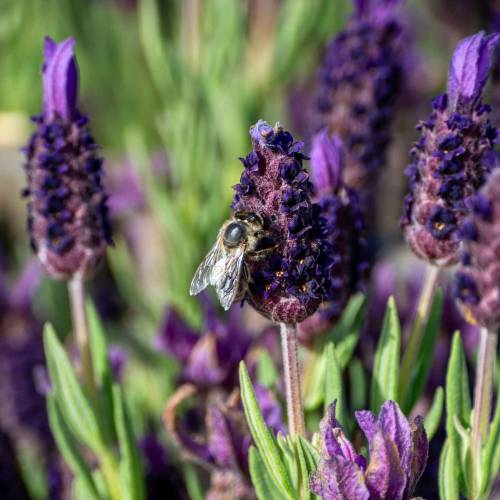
{"left": 207, "top": 404, "right": 237, "bottom": 469}
{"left": 355, "top": 409, "right": 378, "bottom": 442}
{"left": 10, "top": 260, "right": 42, "bottom": 310}
{"left": 154, "top": 308, "right": 199, "bottom": 363}
{"left": 365, "top": 431, "right": 406, "bottom": 500}
{"left": 404, "top": 416, "right": 428, "bottom": 497}
{"left": 310, "top": 130, "right": 344, "bottom": 195}
{"left": 108, "top": 345, "right": 127, "bottom": 382}
{"left": 254, "top": 384, "right": 286, "bottom": 435}
{"left": 184, "top": 335, "right": 226, "bottom": 385}
{"left": 447, "top": 31, "right": 500, "bottom": 110}
{"left": 310, "top": 456, "right": 370, "bottom": 499}
{"left": 377, "top": 401, "right": 413, "bottom": 481}
{"left": 43, "top": 37, "right": 78, "bottom": 121}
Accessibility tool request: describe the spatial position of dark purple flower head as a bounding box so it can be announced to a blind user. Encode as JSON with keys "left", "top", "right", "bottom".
{"left": 402, "top": 32, "right": 499, "bottom": 266}
{"left": 454, "top": 167, "right": 500, "bottom": 330}
{"left": 232, "top": 120, "right": 331, "bottom": 323}
{"left": 300, "top": 133, "right": 369, "bottom": 343}
{"left": 311, "top": 401, "right": 428, "bottom": 500}
{"left": 317, "top": 0, "right": 406, "bottom": 191}
{"left": 155, "top": 296, "right": 251, "bottom": 390}
{"left": 22, "top": 37, "right": 112, "bottom": 280}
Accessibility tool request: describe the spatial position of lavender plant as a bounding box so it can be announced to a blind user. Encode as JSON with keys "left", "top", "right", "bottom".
{"left": 21, "top": 37, "right": 144, "bottom": 500}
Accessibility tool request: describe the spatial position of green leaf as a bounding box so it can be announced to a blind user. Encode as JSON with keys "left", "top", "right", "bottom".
{"left": 239, "top": 363, "right": 295, "bottom": 499}
{"left": 404, "top": 288, "right": 444, "bottom": 412}
{"left": 424, "top": 386, "right": 444, "bottom": 441}
{"left": 439, "top": 439, "right": 459, "bottom": 500}
{"left": 326, "top": 294, "right": 366, "bottom": 346}
{"left": 87, "top": 300, "right": 115, "bottom": 445}
{"left": 480, "top": 388, "right": 500, "bottom": 496}
{"left": 304, "top": 350, "right": 326, "bottom": 411}
{"left": 256, "top": 349, "right": 279, "bottom": 388}
{"left": 445, "top": 331, "right": 471, "bottom": 496}
{"left": 43, "top": 323, "right": 102, "bottom": 451}
{"left": 249, "top": 447, "right": 287, "bottom": 500}
{"left": 348, "top": 358, "right": 366, "bottom": 412}
{"left": 46, "top": 395, "right": 99, "bottom": 499}
{"left": 113, "top": 385, "right": 145, "bottom": 500}
{"left": 370, "top": 297, "right": 400, "bottom": 412}
{"left": 324, "top": 343, "right": 347, "bottom": 430}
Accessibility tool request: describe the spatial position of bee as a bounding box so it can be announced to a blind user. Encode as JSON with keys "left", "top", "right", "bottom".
{"left": 190, "top": 211, "right": 276, "bottom": 310}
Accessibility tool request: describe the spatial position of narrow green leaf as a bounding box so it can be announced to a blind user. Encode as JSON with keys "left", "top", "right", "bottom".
{"left": 439, "top": 439, "right": 459, "bottom": 500}
{"left": 326, "top": 294, "right": 366, "bottom": 345}
{"left": 348, "top": 358, "right": 366, "bottom": 411}
{"left": 404, "top": 288, "right": 444, "bottom": 412}
{"left": 324, "top": 343, "right": 348, "bottom": 429}
{"left": 249, "top": 447, "right": 287, "bottom": 500}
{"left": 370, "top": 297, "right": 400, "bottom": 412}
{"left": 424, "top": 386, "right": 444, "bottom": 441}
{"left": 183, "top": 463, "right": 205, "bottom": 500}
{"left": 239, "top": 363, "right": 294, "bottom": 499}
{"left": 43, "top": 324, "right": 102, "bottom": 451}
{"left": 480, "top": 388, "right": 500, "bottom": 496}
{"left": 46, "top": 395, "right": 99, "bottom": 499}
{"left": 113, "top": 385, "right": 145, "bottom": 500}
{"left": 291, "top": 436, "right": 311, "bottom": 500}
{"left": 445, "top": 331, "right": 471, "bottom": 495}
{"left": 298, "top": 437, "right": 320, "bottom": 476}
{"left": 304, "top": 350, "right": 326, "bottom": 410}
{"left": 87, "top": 300, "right": 115, "bottom": 445}
{"left": 256, "top": 349, "right": 279, "bottom": 388}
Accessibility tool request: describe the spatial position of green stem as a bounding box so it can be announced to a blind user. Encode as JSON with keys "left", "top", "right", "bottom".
{"left": 100, "top": 451, "right": 123, "bottom": 500}
{"left": 68, "top": 273, "right": 96, "bottom": 399}
{"left": 471, "top": 327, "right": 497, "bottom": 496}
{"left": 280, "top": 323, "right": 305, "bottom": 436}
{"left": 399, "top": 264, "right": 440, "bottom": 402}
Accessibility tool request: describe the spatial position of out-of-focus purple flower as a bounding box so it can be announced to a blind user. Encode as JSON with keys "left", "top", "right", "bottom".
{"left": 402, "top": 32, "right": 499, "bottom": 266}
{"left": 155, "top": 296, "right": 252, "bottom": 390}
{"left": 300, "top": 133, "right": 369, "bottom": 342}
{"left": 138, "top": 434, "right": 188, "bottom": 499}
{"left": 316, "top": 0, "right": 407, "bottom": 191}
{"left": 108, "top": 345, "right": 127, "bottom": 383}
{"left": 107, "top": 161, "right": 145, "bottom": 217}
{"left": 232, "top": 120, "right": 332, "bottom": 324}
{"left": 22, "top": 37, "right": 112, "bottom": 280}
{"left": 311, "top": 401, "right": 428, "bottom": 500}
{"left": 165, "top": 381, "right": 284, "bottom": 499}
{"left": 454, "top": 168, "right": 500, "bottom": 329}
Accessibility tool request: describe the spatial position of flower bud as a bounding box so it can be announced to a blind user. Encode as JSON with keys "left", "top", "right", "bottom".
{"left": 22, "top": 37, "right": 112, "bottom": 279}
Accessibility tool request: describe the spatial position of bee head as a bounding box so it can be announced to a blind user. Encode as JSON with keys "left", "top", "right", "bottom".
{"left": 223, "top": 221, "right": 247, "bottom": 247}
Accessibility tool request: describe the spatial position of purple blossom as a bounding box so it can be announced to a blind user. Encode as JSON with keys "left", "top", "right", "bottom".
{"left": 316, "top": 0, "right": 407, "bottom": 191}
{"left": 155, "top": 296, "right": 251, "bottom": 390}
{"left": 108, "top": 345, "right": 127, "bottom": 383}
{"left": 300, "top": 133, "right": 369, "bottom": 342}
{"left": 232, "top": 120, "right": 332, "bottom": 323}
{"left": 402, "top": 32, "right": 499, "bottom": 266}
{"left": 311, "top": 401, "right": 428, "bottom": 499}
{"left": 22, "top": 37, "right": 112, "bottom": 279}
{"left": 454, "top": 167, "right": 500, "bottom": 329}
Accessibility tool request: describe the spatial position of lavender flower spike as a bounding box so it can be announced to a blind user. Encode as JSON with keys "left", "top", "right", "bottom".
{"left": 454, "top": 167, "right": 500, "bottom": 330}
{"left": 300, "top": 132, "right": 368, "bottom": 342}
{"left": 311, "top": 400, "right": 428, "bottom": 500}
{"left": 317, "top": 0, "right": 406, "bottom": 191}
{"left": 232, "top": 120, "right": 331, "bottom": 323}
{"left": 402, "top": 32, "right": 499, "bottom": 266}
{"left": 22, "top": 37, "right": 112, "bottom": 279}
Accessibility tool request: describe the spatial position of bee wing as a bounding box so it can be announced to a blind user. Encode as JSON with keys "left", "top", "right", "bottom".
{"left": 190, "top": 236, "right": 225, "bottom": 296}
{"left": 215, "top": 247, "right": 245, "bottom": 311}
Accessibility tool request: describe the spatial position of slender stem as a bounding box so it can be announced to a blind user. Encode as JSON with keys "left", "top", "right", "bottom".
{"left": 399, "top": 264, "right": 440, "bottom": 403}
{"left": 471, "top": 327, "right": 497, "bottom": 494}
{"left": 280, "top": 323, "right": 305, "bottom": 436}
{"left": 68, "top": 272, "right": 95, "bottom": 397}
